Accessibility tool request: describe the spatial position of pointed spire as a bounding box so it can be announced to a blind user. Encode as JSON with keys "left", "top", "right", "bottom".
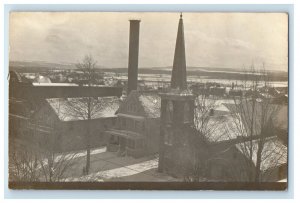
{"left": 171, "top": 13, "right": 187, "bottom": 90}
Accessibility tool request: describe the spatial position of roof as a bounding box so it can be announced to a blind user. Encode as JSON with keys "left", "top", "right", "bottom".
{"left": 223, "top": 100, "right": 287, "bottom": 136}
{"left": 193, "top": 97, "right": 239, "bottom": 142}
{"left": 196, "top": 97, "right": 234, "bottom": 113}
{"left": 235, "top": 137, "right": 287, "bottom": 171}
{"left": 46, "top": 96, "right": 120, "bottom": 121}
{"left": 200, "top": 114, "right": 241, "bottom": 143}
{"left": 138, "top": 92, "right": 161, "bottom": 118}
{"left": 105, "top": 129, "right": 145, "bottom": 140}
{"left": 118, "top": 90, "right": 161, "bottom": 118}
{"left": 33, "top": 75, "right": 52, "bottom": 83}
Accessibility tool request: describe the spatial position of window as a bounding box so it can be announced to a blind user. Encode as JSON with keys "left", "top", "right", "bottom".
{"left": 128, "top": 119, "right": 134, "bottom": 130}
{"left": 166, "top": 101, "right": 173, "bottom": 123}
{"left": 110, "top": 135, "right": 119, "bottom": 145}
{"left": 127, "top": 104, "right": 131, "bottom": 112}
{"left": 127, "top": 103, "right": 136, "bottom": 113}
{"left": 134, "top": 120, "right": 139, "bottom": 131}
{"left": 127, "top": 139, "right": 135, "bottom": 149}
{"left": 184, "top": 102, "right": 190, "bottom": 123}
{"left": 112, "top": 118, "right": 116, "bottom": 126}
{"left": 164, "top": 128, "right": 173, "bottom": 146}
{"left": 122, "top": 118, "right": 126, "bottom": 128}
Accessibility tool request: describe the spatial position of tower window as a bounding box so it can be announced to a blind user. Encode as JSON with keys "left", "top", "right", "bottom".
{"left": 164, "top": 128, "right": 173, "bottom": 146}
{"left": 166, "top": 101, "right": 173, "bottom": 123}
{"left": 184, "top": 102, "right": 191, "bottom": 123}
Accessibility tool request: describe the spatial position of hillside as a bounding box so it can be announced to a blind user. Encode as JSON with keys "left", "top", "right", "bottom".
{"left": 9, "top": 60, "right": 288, "bottom": 82}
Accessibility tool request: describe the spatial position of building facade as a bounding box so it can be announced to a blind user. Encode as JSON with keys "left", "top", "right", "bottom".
{"left": 105, "top": 90, "right": 161, "bottom": 158}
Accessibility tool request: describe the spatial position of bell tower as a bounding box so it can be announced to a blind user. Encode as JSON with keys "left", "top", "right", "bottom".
{"left": 158, "top": 14, "right": 196, "bottom": 174}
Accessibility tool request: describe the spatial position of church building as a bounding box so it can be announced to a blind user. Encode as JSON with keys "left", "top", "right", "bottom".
{"left": 157, "top": 14, "right": 197, "bottom": 175}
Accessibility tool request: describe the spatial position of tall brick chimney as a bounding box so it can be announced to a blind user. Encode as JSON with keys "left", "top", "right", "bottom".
{"left": 127, "top": 20, "right": 140, "bottom": 94}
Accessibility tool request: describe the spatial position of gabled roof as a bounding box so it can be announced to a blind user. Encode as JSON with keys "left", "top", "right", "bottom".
{"left": 46, "top": 96, "right": 120, "bottom": 121}
{"left": 139, "top": 92, "right": 161, "bottom": 118}
{"left": 203, "top": 115, "right": 241, "bottom": 143}
{"left": 117, "top": 90, "right": 161, "bottom": 118}
{"left": 223, "top": 100, "right": 287, "bottom": 136}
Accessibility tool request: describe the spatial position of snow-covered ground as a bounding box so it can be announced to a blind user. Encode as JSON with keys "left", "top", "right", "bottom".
{"left": 60, "top": 148, "right": 177, "bottom": 182}
{"left": 37, "top": 147, "right": 107, "bottom": 169}
{"left": 35, "top": 146, "right": 177, "bottom": 182}
{"left": 65, "top": 158, "right": 159, "bottom": 182}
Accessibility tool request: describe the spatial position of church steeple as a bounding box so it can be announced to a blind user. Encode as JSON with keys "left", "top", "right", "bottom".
{"left": 158, "top": 13, "right": 195, "bottom": 175}
{"left": 171, "top": 13, "right": 187, "bottom": 90}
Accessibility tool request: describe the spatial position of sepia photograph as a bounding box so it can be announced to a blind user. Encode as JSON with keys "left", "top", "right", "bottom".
{"left": 8, "top": 12, "right": 288, "bottom": 190}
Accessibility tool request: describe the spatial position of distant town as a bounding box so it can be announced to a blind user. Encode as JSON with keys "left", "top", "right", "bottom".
{"left": 10, "top": 60, "right": 288, "bottom": 96}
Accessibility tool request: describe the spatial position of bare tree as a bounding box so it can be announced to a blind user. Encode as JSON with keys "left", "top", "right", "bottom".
{"left": 183, "top": 65, "right": 286, "bottom": 182}
{"left": 227, "top": 64, "right": 285, "bottom": 182}
{"left": 183, "top": 93, "right": 227, "bottom": 182}
{"left": 9, "top": 134, "right": 41, "bottom": 182}
{"left": 66, "top": 55, "right": 102, "bottom": 175}
{"left": 34, "top": 129, "right": 78, "bottom": 182}
{"left": 9, "top": 117, "right": 78, "bottom": 182}
{"left": 193, "top": 94, "right": 226, "bottom": 142}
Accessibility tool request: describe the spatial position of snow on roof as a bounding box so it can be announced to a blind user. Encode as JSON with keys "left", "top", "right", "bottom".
{"left": 46, "top": 96, "right": 120, "bottom": 121}
{"left": 138, "top": 92, "right": 161, "bottom": 118}
{"left": 223, "top": 101, "right": 287, "bottom": 136}
{"left": 105, "top": 129, "right": 145, "bottom": 140}
{"left": 119, "top": 90, "right": 161, "bottom": 118}
{"left": 33, "top": 75, "right": 52, "bottom": 83}
{"left": 202, "top": 114, "right": 241, "bottom": 142}
{"left": 235, "top": 137, "right": 287, "bottom": 171}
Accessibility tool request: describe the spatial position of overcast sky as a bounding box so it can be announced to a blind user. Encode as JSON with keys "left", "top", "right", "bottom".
{"left": 9, "top": 12, "right": 288, "bottom": 71}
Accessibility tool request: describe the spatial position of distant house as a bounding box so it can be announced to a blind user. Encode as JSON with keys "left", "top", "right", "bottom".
{"left": 29, "top": 96, "right": 120, "bottom": 152}
{"left": 209, "top": 87, "right": 226, "bottom": 97}
{"left": 228, "top": 89, "right": 243, "bottom": 97}
{"left": 105, "top": 90, "right": 161, "bottom": 158}
{"left": 33, "top": 75, "right": 52, "bottom": 84}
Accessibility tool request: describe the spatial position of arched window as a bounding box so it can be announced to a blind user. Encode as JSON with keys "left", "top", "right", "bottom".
{"left": 164, "top": 128, "right": 173, "bottom": 146}
{"left": 184, "top": 102, "right": 191, "bottom": 123}
{"left": 166, "top": 101, "right": 173, "bottom": 123}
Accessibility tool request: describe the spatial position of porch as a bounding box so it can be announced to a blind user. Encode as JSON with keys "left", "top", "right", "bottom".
{"left": 105, "top": 129, "right": 146, "bottom": 158}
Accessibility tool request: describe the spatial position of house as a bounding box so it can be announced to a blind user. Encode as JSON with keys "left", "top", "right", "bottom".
{"left": 185, "top": 102, "right": 288, "bottom": 181}
{"left": 217, "top": 101, "right": 288, "bottom": 181}
{"left": 105, "top": 90, "right": 161, "bottom": 158}
{"left": 28, "top": 96, "right": 120, "bottom": 152}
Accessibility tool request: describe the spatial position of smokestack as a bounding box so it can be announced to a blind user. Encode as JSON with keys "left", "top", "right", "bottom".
{"left": 127, "top": 20, "right": 140, "bottom": 94}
